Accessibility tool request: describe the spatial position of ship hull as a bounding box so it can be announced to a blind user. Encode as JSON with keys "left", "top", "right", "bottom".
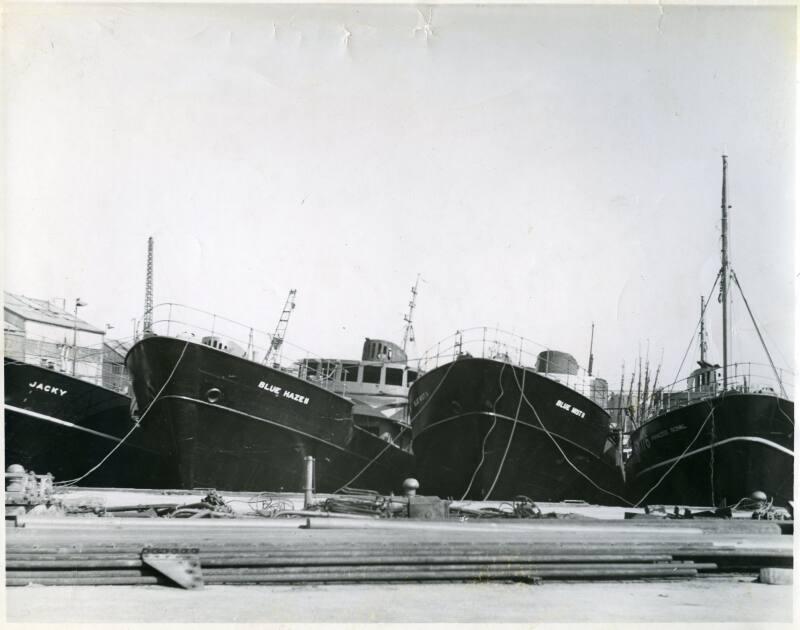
{"left": 4, "top": 359, "right": 136, "bottom": 485}
{"left": 626, "top": 393, "right": 794, "bottom": 507}
{"left": 409, "top": 358, "right": 625, "bottom": 504}
{"left": 124, "top": 336, "right": 413, "bottom": 493}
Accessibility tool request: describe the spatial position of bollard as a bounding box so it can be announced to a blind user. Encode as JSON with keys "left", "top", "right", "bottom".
{"left": 303, "top": 456, "right": 315, "bottom": 509}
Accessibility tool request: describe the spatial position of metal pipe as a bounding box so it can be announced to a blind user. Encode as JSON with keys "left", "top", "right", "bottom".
{"left": 198, "top": 567, "right": 701, "bottom": 584}
{"left": 8, "top": 569, "right": 150, "bottom": 579}
{"left": 70, "top": 298, "right": 86, "bottom": 376}
{"left": 198, "top": 554, "right": 677, "bottom": 567}
{"left": 7, "top": 559, "right": 144, "bottom": 569}
{"left": 210, "top": 560, "right": 713, "bottom": 571}
{"left": 6, "top": 576, "right": 164, "bottom": 586}
{"left": 199, "top": 562, "right": 707, "bottom": 576}
{"left": 303, "top": 456, "right": 315, "bottom": 509}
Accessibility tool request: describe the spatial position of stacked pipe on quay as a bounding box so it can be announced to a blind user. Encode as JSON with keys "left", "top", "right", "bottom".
{"left": 6, "top": 501, "right": 792, "bottom": 588}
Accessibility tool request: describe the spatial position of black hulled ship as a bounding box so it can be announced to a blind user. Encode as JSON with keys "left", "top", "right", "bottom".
{"left": 409, "top": 329, "right": 625, "bottom": 503}
{"left": 123, "top": 301, "right": 415, "bottom": 493}
{"left": 3, "top": 294, "right": 136, "bottom": 485}
{"left": 5, "top": 360, "right": 136, "bottom": 485}
{"left": 625, "top": 157, "right": 794, "bottom": 507}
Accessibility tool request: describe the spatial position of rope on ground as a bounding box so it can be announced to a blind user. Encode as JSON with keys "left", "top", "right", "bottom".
{"left": 509, "top": 366, "right": 633, "bottom": 507}
{"left": 54, "top": 340, "right": 191, "bottom": 487}
{"left": 482, "top": 365, "right": 526, "bottom": 501}
{"left": 332, "top": 358, "right": 459, "bottom": 494}
{"left": 459, "top": 361, "right": 508, "bottom": 501}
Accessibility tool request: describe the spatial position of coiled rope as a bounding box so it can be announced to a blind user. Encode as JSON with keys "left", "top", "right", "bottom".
{"left": 55, "top": 340, "right": 191, "bottom": 487}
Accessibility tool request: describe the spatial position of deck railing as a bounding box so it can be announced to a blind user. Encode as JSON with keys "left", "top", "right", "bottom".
{"left": 140, "top": 302, "right": 342, "bottom": 389}
{"left": 416, "top": 327, "right": 608, "bottom": 403}
{"left": 4, "top": 334, "right": 131, "bottom": 394}
{"left": 610, "top": 362, "right": 793, "bottom": 430}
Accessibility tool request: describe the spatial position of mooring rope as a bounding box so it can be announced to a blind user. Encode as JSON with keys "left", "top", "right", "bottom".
{"left": 508, "top": 366, "right": 633, "bottom": 506}
{"left": 482, "top": 365, "right": 526, "bottom": 501}
{"left": 459, "top": 361, "right": 509, "bottom": 501}
{"left": 709, "top": 402, "right": 716, "bottom": 507}
{"left": 631, "top": 397, "right": 720, "bottom": 508}
{"left": 332, "top": 357, "right": 459, "bottom": 494}
{"left": 55, "top": 340, "right": 191, "bottom": 487}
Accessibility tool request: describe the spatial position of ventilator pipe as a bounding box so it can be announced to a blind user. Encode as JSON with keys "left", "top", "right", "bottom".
{"left": 403, "top": 478, "right": 419, "bottom": 498}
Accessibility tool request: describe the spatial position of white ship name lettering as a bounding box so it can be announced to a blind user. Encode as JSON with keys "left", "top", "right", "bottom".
{"left": 282, "top": 389, "right": 310, "bottom": 405}
{"left": 257, "top": 381, "right": 282, "bottom": 396}
{"left": 29, "top": 381, "right": 68, "bottom": 396}
{"left": 556, "top": 399, "right": 585, "bottom": 418}
{"left": 258, "top": 380, "right": 309, "bottom": 405}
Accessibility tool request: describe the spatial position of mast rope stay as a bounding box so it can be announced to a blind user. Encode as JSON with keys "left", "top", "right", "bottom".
{"left": 730, "top": 270, "right": 788, "bottom": 398}
{"left": 670, "top": 272, "right": 722, "bottom": 387}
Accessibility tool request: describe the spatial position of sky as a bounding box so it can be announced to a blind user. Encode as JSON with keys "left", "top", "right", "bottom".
{"left": 3, "top": 3, "right": 796, "bottom": 389}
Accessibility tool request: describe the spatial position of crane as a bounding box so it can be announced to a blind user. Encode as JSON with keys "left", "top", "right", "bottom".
{"left": 142, "top": 236, "right": 154, "bottom": 337}
{"left": 264, "top": 289, "right": 297, "bottom": 366}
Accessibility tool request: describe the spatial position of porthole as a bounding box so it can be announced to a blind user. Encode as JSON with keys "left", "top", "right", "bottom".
{"left": 206, "top": 388, "right": 222, "bottom": 404}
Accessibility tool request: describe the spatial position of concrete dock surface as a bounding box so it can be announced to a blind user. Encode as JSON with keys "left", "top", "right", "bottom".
{"left": 5, "top": 576, "right": 793, "bottom": 623}
{"left": 8, "top": 489, "right": 793, "bottom": 623}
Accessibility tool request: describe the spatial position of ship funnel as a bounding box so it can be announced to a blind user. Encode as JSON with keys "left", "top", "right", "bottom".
{"left": 362, "top": 338, "right": 407, "bottom": 363}
{"left": 535, "top": 350, "right": 578, "bottom": 375}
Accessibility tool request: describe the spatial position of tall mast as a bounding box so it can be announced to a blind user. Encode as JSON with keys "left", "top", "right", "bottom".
{"left": 699, "top": 295, "right": 707, "bottom": 363}
{"left": 720, "top": 155, "right": 729, "bottom": 390}
{"left": 143, "top": 236, "right": 154, "bottom": 336}
{"left": 402, "top": 274, "right": 420, "bottom": 353}
{"left": 587, "top": 322, "right": 595, "bottom": 376}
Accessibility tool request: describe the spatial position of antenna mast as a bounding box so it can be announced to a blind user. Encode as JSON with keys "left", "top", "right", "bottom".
{"left": 699, "top": 295, "right": 707, "bottom": 364}
{"left": 720, "top": 155, "right": 730, "bottom": 390}
{"left": 143, "top": 236, "right": 154, "bottom": 336}
{"left": 264, "top": 289, "right": 297, "bottom": 366}
{"left": 402, "top": 274, "right": 421, "bottom": 353}
{"left": 587, "top": 322, "right": 595, "bottom": 376}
